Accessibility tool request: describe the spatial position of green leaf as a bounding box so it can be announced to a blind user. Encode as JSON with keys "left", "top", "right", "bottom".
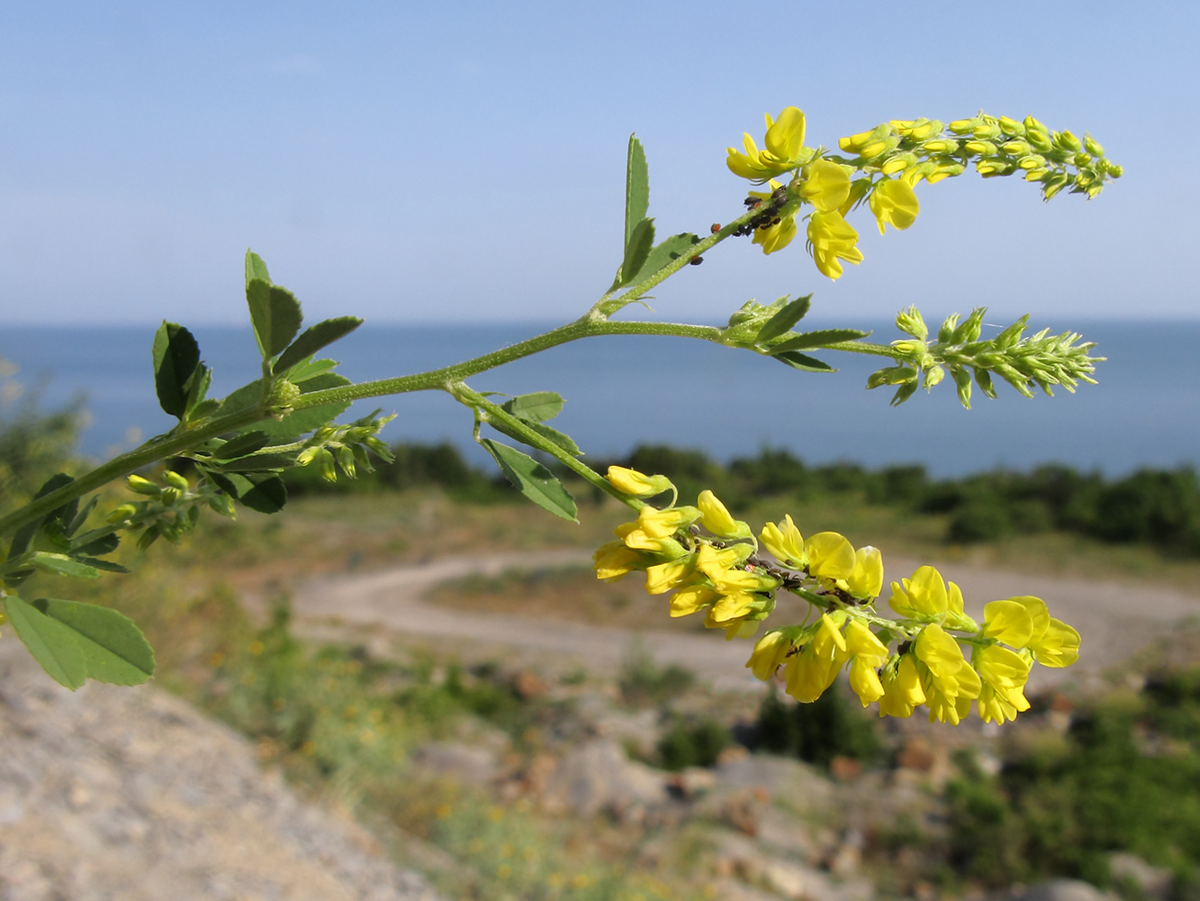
{"left": 624, "top": 134, "right": 649, "bottom": 251}
{"left": 770, "top": 328, "right": 869, "bottom": 353}
{"left": 213, "top": 453, "right": 296, "bottom": 472}
{"left": 755, "top": 295, "right": 813, "bottom": 344}
{"left": 501, "top": 391, "right": 565, "bottom": 423}
{"left": 285, "top": 357, "right": 340, "bottom": 383}
{"left": 246, "top": 280, "right": 303, "bottom": 360}
{"left": 70, "top": 532, "right": 120, "bottom": 557}
{"left": 208, "top": 471, "right": 288, "bottom": 514}
{"left": 617, "top": 218, "right": 655, "bottom": 289}
{"left": 4, "top": 595, "right": 87, "bottom": 689}
{"left": 489, "top": 418, "right": 581, "bottom": 457}
{"left": 66, "top": 496, "right": 99, "bottom": 538}
{"left": 10, "top": 473, "right": 74, "bottom": 556}
{"left": 31, "top": 552, "right": 100, "bottom": 579}
{"left": 635, "top": 232, "right": 701, "bottom": 283}
{"left": 773, "top": 351, "right": 835, "bottom": 373}
{"left": 184, "top": 364, "right": 212, "bottom": 416}
{"left": 213, "top": 430, "right": 273, "bottom": 461}
{"left": 152, "top": 321, "right": 201, "bottom": 418}
{"left": 273, "top": 316, "right": 363, "bottom": 377}
{"left": 217, "top": 373, "right": 351, "bottom": 441}
{"left": 245, "top": 249, "right": 272, "bottom": 287}
{"left": 74, "top": 557, "right": 130, "bottom": 574}
{"left": 34, "top": 598, "right": 154, "bottom": 686}
{"left": 479, "top": 439, "right": 577, "bottom": 522}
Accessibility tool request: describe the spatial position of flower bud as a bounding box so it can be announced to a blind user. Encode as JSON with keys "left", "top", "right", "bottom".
{"left": 998, "top": 116, "right": 1025, "bottom": 137}
{"left": 207, "top": 493, "right": 238, "bottom": 518}
{"left": 1083, "top": 134, "right": 1105, "bottom": 156}
{"left": 948, "top": 118, "right": 977, "bottom": 135}
{"left": 867, "top": 366, "right": 919, "bottom": 389}
{"left": 160, "top": 487, "right": 180, "bottom": 507}
{"left": 1054, "top": 130, "right": 1082, "bottom": 151}
{"left": 164, "top": 470, "right": 190, "bottom": 492}
{"left": 1018, "top": 154, "right": 1047, "bottom": 170}
{"left": 1105, "top": 162, "right": 1123, "bottom": 178}
{"left": 895, "top": 306, "right": 929, "bottom": 340}
{"left": 890, "top": 381, "right": 918, "bottom": 406}
{"left": 127, "top": 474, "right": 160, "bottom": 496}
{"left": 1024, "top": 168, "right": 1050, "bottom": 182}
{"left": 880, "top": 152, "right": 918, "bottom": 175}
{"left": 975, "top": 160, "right": 1011, "bottom": 177}
{"left": 838, "top": 128, "right": 877, "bottom": 152}
{"left": 1073, "top": 152, "right": 1092, "bottom": 167}
{"left": 1001, "top": 141, "right": 1031, "bottom": 156}
{"left": 921, "top": 138, "right": 959, "bottom": 154}
{"left": 107, "top": 503, "right": 138, "bottom": 523}
{"left": 858, "top": 136, "right": 899, "bottom": 158}
{"left": 972, "top": 121, "right": 1001, "bottom": 140}
{"left": 923, "top": 365, "right": 945, "bottom": 389}
{"left": 1027, "top": 130, "right": 1054, "bottom": 152}
{"left": 964, "top": 140, "right": 997, "bottom": 156}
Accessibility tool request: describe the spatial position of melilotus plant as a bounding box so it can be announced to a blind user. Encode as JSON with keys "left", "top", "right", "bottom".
{"left": 0, "top": 107, "right": 1114, "bottom": 724}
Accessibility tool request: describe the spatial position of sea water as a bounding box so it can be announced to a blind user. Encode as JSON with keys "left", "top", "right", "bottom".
{"left": 2, "top": 320, "right": 1197, "bottom": 478}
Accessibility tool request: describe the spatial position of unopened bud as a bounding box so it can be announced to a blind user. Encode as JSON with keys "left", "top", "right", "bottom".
{"left": 107, "top": 503, "right": 138, "bottom": 523}
{"left": 207, "top": 493, "right": 238, "bottom": 518}
{"left": 921, "top": 139, "right": 959, "bottom": 154}
{"left": 890, "top": 382, "right": 919, "bottom": 406}
{"left": 164, "top": 471, "right": 189, "bottom": 492}
{"left": 160, "top": 487, "right": 180, "bottom": 507}
{"left": 948, "top": 118, "right": 977, "bottom": 135}
{"left": 127, "top": 474, "right": 160, "bottom": 496}
{"left": 859, "top": 136, "right": 899, "bottom": 158}
{"left": 881, "top": 152, "right": 918, "bottom": 175}
{"left": 1024, "top": 168, "right": 1050, "bottom": 182}
{"left": 972, "top": 122, "right": 1001, "bottom": 140}
{"left": 895, "top": 306, "right": 929, "bottom": 340}
{"left": 1027, "top": 130, "right": 1054, "bottom": 152}
{"left": 839, "top": 125, "right": 888, "bottom": 152}
{"left": 1023, "top": 115, "right": 1048, "bottom": 133}
{"left": 923, "top": 366, "right": 945, "bottom": 389}
{"left": 1083, "top": 134, "right": 1105, "bottom": 157}
{"left": 1002, "top": 141, "right": 1031, "bottom": 156}
{"left": 1105, "top": 163, "right": 1123, "bottom": 178}
{"left": 998, "top": 116, "right": 1025, "bottom": 137}
{"left": 964, "top": 140, "right": 998, "bottom": 156}
{"left": 1054, "top": 130, "right": 1082, "bottom": 151}
{"left": 976, "top": 159, "right": 1011, "bottom": 177}
{"left": 1018, "top": 154, "right": 1047, "bottom": 170}
{"left": 1073, "top": 152, "right": 1092, "bottom": 167}
{"left": 867, "top": 366, "right": 918, "bottom": 389}
{"left": 1042, "top": 175, "right": 1070, "bottom": 199}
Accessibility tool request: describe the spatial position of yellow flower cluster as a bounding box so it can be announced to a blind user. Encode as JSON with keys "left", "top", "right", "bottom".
{"left": 595, "top": 467, "right": 1081, "bottom": 725}
{"left": 726, "top": 107, "right": 1117, "bottom": 280}
{"left": 726, "top": 106, "right": 921, "bottom": 280}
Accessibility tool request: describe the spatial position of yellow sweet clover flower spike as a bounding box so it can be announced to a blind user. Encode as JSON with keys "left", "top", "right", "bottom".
{"left": 606, "top": 466, "right": 672, "bottom": 498}
{"left": 868, "top": 178, "right": 920, "bottom": 234}
{"left": 746, "top": 629, "right": 793, "bottom": 681}
{"left": 798, "top": 160, "right": 851, "bottom": 213}
{"left": 845, "top": 621, "right": 888, "bottom": 706}
{"left": 697, "top": 490, "right": 751, "bottom": 539}
{"left": 843, "top": 546, "right": 883, "bottom": 600}
{"left": 804, "top": 531, "right": 857, "bottom": 581}
{"left": 784, "top": 613, "right": 848, "bottom": 703}
{"left": 982, "top": 599, "right": 1036, "bottom": 647}
{"left": 889, "top": 565, "right": 949, "bottom": 618}
{"left": 726, "top": 107, "right": 807, "bottom": 181}
{"left": 878, "top": 655, "right": 925, "bottom": 718}
{"left": 760, "top": 515, "right": 806, "bottom": 567}
{"left": 806, "top": 211, "right": 863, "bottom": 280}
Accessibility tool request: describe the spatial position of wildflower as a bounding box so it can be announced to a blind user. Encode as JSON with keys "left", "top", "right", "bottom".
{"left": 868, "top": 178, "right": 920, "bottom": 234}
{"left": 784, "top": 613, "right": 848, "bottom": 702}
{"left": 727, "top": 107, "right": 807, "bottom": 181}
{"left": 752, "top": 211, "right": 798, "bottom": 255}
{"left": 746, "top": 629, "right": 793, "bottom": 680}
{"left": 798, "top": 160, "right": 851, "bottom": 212}
{"left": 760, "top": 514, "right": 807, "bottom": 567}
{"left": 845, "top": 620, "right": 888, "bottom": 706}
{"left": 842, "top": 546, "right": 883, "bottom": 600}
{"left": 878, "top": 655, "right": 925, "bottom": 718}
{"left": 806, "top": 211, "right": 863, "bottom": 280}
{"left": 606, "top": 466, "right": 671, "bottom": 497}
{"left": 992, "top": 596, "right": 1081, "bottom": 667}
{"left": 805, "top": 531, "right": 857, "bottom": 582}
{"left": 670, "top": 584, "right": 721, "bottom": 618}
{"left": 644, "top": 555, "right": 696, "bottom": 595}
{"left": 635, "top": 505, "right": 700, "bottom": 539}
{"left": 697, "top": 490, "right": 751, "bottom": 539}
{"left": 914, "top": 623, "right": 978, "bottom": 705}
{"left": 888, "top": 565, "right": 951, "bottom": 618}
{"left": 593, "top": 541, "right": 645, "bottom": 581}
{"left": 974, "top": 644, "right": 1032, "bottom": 722}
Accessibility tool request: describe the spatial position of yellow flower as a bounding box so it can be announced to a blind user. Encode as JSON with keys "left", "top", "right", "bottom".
{"left": 593, "top": 541, "right": 645, "bottom": 582}
{"left": 914, "top": 623, "right": 980, "bottom": 708}
{"left": 636, "top": 505, "right": 701, "bottom": 539}
{"left": 845, "top": 621, "right": 888, "bottom": 706}
{"left": 644, "top": 555, "right": 696, "bottom": 595}
{"left": 995, "top": 596, "right": 1080, "bottom": 667}
{"left": 697, "top": 490, "right": 751, "bottom": 539}
{"left": 670, "top": 584, "right": 721, "bottom": 618}
{"left": 806, "top": 531, "right": 857, "bottom": 582}
{"left": 974, "top": 644, "right": 1032, "bottom": 720}
{"left": 760, "top": 514, "right": 806, "bottom": 567}
{"left": 806, "top": 211, "right": 863, "bottom": 280}
{"left": 727, "top": 107, "right": 807, "bottom": 181}
{"left": 783, "top": 613, "right": 848, "bottom": 703}
{"left": 888, "top": 565, "right": 951, "bottom": 618}
{"left": 798, "top": 160, "right": 851, "bottom": 212}
{"left": 752, "top": 212, "right": 798, "bottom": 255}
{"left": 878, "top": 655, "right": 925, "bottom": 718}
{"left": 981, "top": 598, "right": 1036, "bottom": 647}
{"left": 842, "top": 546, "right": 883, "bottom": 600}
{"left": 868, "top": 178, "right": 920, "bottom": 234}
{"left": 606, "top": 466, "right": 671, "bottom": 497}
{"left": 746, "top": 629, "right": 793, "bottom": 681}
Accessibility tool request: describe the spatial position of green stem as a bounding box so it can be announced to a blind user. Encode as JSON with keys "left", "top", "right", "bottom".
{"left": 0, "top": 406, "right": 264, "bottom": 538}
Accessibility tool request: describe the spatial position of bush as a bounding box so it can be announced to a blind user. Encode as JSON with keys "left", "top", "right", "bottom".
{"left": 753, "top": 686, "right": 881, "bottom": 768}
{"left": 656, "top": 716, "right": 731, "bottom": 771}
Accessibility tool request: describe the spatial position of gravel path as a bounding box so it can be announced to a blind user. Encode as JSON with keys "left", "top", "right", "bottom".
{"left": 291, "top": 550, "right": 1200, "bottom": 694}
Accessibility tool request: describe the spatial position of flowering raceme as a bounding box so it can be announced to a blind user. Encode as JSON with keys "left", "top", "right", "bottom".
{"left": 596, "top": 466, "right": 1080, "bottom": 725}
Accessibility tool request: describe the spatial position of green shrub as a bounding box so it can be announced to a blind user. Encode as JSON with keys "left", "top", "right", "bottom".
{"left": 656, "top": 716, "right": 731, "bottom": 771}
{"left": 753, "top": 686, "right": 881, "bottom": 768}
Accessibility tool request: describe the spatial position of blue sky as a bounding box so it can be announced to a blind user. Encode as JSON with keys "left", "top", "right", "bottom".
{"left": 2, "top": 1, "right": 1197, "bottom": 327}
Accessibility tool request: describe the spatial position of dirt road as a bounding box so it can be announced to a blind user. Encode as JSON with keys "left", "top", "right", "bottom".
{"left": 290, "top": 549, "right": 1200, "bottom": 693}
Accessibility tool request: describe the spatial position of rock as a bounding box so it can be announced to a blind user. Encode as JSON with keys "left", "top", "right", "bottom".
{"left": 0, "top": 640, "right": 443, "bottom": 901}
{"left": 511, "top": 669, "right": 547, "bottom": 700}
{"left": 668, "top": 766, "right": 717, "bottom": 800}
{"left": 828, "top": 756, "right": 862, "bottom": 782}
{"left": 1108, "top": 852, "right": 1172, "bottom": 898}
{"left": 539, "top": 739, "right": 666, "bottom": 818}
{"left": 411, "top": 741, "right": 500, "bottom": 787}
